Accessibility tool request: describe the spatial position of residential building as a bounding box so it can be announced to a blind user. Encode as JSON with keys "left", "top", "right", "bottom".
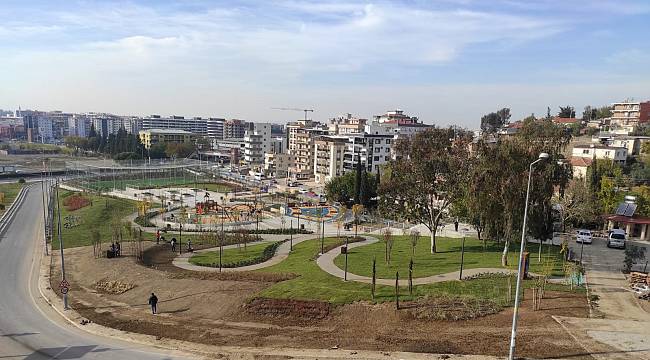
{"left": 142, "top": 115, "right": 208, "bottom": 135}
{"left": 552, "top": 117, "right": 581, "bottom": 127}
{"left": 569, "top": 157, "right": 593, "bottom": 179}
{"left": 138, "top": 129, "right": 197, "bottom": 149}
{"left": 88, "top": 113, "right": 125, "bottom": 137}
{"left": 374, "top": 109, "right": 419, "bottom": 124}
{"left": 206, "top": 118, "right": 225, "bottom": 140}
{"left": 224, "top": 119, "right": 246, "bottom": 139}
{"left": 571, "top": 144, "right": 627, "bottom": 164}
{"left": 329, "top": 114, "right": 367, "bottom": 135}
{"left": 68, "top": 115, "right": 90, "bottom": 137}
{"left": 243, "top": 123, "right": 272, "bottom": 164}
{"left": 605, "top": 100, "right": 650, "bottom": 134}
{"left": 122, "top": 116, "right": 143, "bottom": 134}
{"left": 289, "top": 126, "right": 328, "bottom": 180}
{"left": 343, "top": 125, "right": 394, "bottom": 174}
{"left": 270, "top": 136, "right": 286, "bottom": 154}
{"left": 264, "top": 153, "right": 296, "bottom": 178}
{"left": 314, "top": 136, "right": 347, "bottom": 184}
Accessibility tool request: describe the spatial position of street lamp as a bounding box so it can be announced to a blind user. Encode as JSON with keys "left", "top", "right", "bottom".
{"left": 509, "top": 152, "right": 549, "bottom": 360}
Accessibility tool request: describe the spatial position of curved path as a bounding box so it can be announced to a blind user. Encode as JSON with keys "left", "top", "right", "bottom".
{"left": 0, "top": 184, "right": 191, "bottom": 359}
{"left": 316, "top": 236, "right": 521, "bottom": 286}
{"left": 173, "top": 234, "right": 315, "bottom": 272}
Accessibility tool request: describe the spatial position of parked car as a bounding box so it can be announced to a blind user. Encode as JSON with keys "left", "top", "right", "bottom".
{"left": 576, "top": 229, "right": 592, "bottom": 244}
{"left": 607, "top": 229, "right": 626, "bottom": 249}
{"left": 298, "top": 188, "right": 308, "bottom": 194}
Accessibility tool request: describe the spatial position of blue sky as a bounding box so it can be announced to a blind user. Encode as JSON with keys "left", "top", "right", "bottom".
{"left": 1, "top": 0, "right": 649, "bottom": 128}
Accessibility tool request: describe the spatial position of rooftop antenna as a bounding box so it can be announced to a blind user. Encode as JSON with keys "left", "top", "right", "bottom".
{"left": 271, "top": 107, "right": 314, "bottom": 121}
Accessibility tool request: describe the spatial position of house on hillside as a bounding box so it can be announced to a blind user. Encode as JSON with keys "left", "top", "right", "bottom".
{"left": 571, "top": 144, "right": 627, "bottom": 165}
{"left": 569, "top": 157, "right": 592, "bottom": 180}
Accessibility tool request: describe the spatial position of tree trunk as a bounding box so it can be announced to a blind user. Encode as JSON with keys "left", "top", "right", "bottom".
{"left": 501, "top": 238, "right": 509, "bottom": 266}
{"left": 430, "top": 230, "right": 437, "bottom": 254}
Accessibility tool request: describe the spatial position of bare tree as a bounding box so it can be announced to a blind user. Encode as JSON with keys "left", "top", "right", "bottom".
{"left": 383, "top": 227, "right": 394, "bottom": 265}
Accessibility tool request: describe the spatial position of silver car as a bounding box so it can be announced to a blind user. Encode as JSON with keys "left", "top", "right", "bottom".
{"left": 607, "top": 229, "right": 626, "bottom": 249}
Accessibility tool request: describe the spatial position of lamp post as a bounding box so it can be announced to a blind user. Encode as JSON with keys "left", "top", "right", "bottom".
{"left": 509, "top": 152, "right": 549, "bottom": 360}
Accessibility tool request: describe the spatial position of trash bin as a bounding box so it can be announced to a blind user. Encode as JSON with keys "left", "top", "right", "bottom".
{"left": 341, "top": 246, "right": 347, "bottom": 254}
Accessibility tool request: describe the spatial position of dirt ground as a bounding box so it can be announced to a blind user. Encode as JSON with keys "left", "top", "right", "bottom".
{"left": 52, "top": 242, "right": 599, "bottom": 359}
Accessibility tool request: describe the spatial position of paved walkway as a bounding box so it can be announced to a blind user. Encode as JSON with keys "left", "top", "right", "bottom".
{"left": 172, "top": 233, "right": 316, "bottom": 272}
{"left": 316, "top": 235, "right": 520, "bottom": 286}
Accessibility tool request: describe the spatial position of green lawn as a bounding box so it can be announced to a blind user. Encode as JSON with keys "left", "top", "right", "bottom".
{"left": 255, "top": 237, "right": 575, "bottom": 304}
{"left": 0, "top": 182, "right": 24, "bottom": 216}
{"left": 189, "top": 241, "right": 276, "bottom": 266}
{"left": 332, "top": 236, "right": 564, "bottom": 279}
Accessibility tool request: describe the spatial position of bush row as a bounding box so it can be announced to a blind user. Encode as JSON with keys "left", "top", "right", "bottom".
{"left": 228, "top": 228, "right": 313, "bottom": 235}
{"left": 210, "top": 240, "right": 287, "bottom": 268}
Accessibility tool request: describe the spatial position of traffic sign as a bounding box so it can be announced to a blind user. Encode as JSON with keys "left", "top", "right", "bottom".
{"left": 60, "top": 287, "right": 69, "bottom": 294}
{"left": 59, "top": 279, "right": 70, "bottom": 289}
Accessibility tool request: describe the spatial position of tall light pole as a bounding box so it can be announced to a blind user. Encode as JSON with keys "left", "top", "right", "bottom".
{"left": 509, "top": 152, "right": 549, "bottom": 360}
{"left": 55, "top": 178, "right": 69, "bottom": 310}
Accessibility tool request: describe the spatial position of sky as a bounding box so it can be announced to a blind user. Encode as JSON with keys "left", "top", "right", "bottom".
{"left": 1, "top": 0, "right": 649, "bottom": 128}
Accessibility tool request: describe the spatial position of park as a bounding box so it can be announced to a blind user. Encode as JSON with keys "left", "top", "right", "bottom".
{"left": 38, "top": 157, "right": 592, "bottom": 359}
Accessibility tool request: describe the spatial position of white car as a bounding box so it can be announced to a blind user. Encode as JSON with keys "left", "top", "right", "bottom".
{"left": 607, "top": 229, "right": 626, "bottom": 249}
{"left": 576, "top": 229, "right": 592, "bottom": 244}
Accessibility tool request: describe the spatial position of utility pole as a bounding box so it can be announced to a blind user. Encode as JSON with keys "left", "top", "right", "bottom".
{"left": 55, "top": 179, "right": 69, "bottom": 310}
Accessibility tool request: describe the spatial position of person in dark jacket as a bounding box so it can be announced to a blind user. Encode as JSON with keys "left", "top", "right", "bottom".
{"left": 148, "top": 293, "right": 158, "bottom": 314}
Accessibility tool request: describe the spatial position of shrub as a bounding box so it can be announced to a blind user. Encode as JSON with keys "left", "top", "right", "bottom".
{"left": 17, "top": 178, "right": 26, "bottom": 184}
{"left": 229, "top": 228, "right": 313, "bottom": 235}
{"left": 209, "top": 241, "right": 286, "bottom": 268}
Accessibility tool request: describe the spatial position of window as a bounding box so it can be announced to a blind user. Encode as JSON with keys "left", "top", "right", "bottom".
{"left": 375, "top": 139, "right": 381, "bottom": 144}
{"left": 386, "top": 139, "right": 391, "bottom": 144}
{"left": 385, "top": 148, "right": 390, "bottom": 153}
{"left": 582, "top": 149, "right": 589, "bottom": 154}
{"left": 375, "top": 147, "right": 380, "bottom": 153}
{"left": 385, "top": 156, "right": 390, "bottom": 161}
{"left": 374, "top": 156, "right": 379, "bottom": 161}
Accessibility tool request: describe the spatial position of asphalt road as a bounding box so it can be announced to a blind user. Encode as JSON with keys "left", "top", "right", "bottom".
{"left": 0, "top": 185, "right": 192, "bottom": 359}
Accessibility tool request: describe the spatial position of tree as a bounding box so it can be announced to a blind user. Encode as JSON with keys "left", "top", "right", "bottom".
{"left": 325, "top": 172, "right": 377, "bottom": 207}
{"left": 480, "top": 108, "right": 511, "bottom": 134}
{"left": 354, "top": 152, "right": 362, "bottom": 204}
{"left": 558, "top": 106, "right": 576, "bottom": 118}
{"left": 597, "top": 177, "right": 620, "bottom": 214}
{"left": 554, "top": 180, "right": 600, "bottom": 228}
{"left": 379, "top": 127, "right": 471, "bottom": 253}
{"left": 352, "top": 204, "right": 364, "bottom": 240}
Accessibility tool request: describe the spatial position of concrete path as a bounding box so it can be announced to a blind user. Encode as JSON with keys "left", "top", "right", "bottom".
{"left": 554, "top": 236, "right": 650, "bottom": 359}
{"left": 316, "top": 236, "right": 519, "bottom": 286}
{"left": 173, "top": 234, "right": 316, "bottom": 272}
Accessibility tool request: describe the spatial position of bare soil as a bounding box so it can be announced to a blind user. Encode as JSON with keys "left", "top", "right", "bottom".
{"left": 52, "top": 243, "right": 597, "bottom": 359}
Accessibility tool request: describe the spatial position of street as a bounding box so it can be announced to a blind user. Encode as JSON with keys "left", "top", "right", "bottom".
{"left": 557, "top": 235, "right": 650, "bottom": 359}
{"left": 0, "top": 185, "right": 191, "bottom": 359}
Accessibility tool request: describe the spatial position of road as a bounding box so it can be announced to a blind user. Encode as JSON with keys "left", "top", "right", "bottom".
{"left": 556, "top": 235, "right": 650, "bottom": 359}
{"left": 0, "top": 185, "right": 192, "bottom": 359}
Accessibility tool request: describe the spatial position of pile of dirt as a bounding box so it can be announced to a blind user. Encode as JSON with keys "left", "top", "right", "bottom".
{"left": 94, "top": 279, "right": 136, "bottom": 294}
{"left": 401, "top": 295, "right": 501, "bottom": 321}
{"left": 244, "top": 298, "right": 330, "bottom": 322}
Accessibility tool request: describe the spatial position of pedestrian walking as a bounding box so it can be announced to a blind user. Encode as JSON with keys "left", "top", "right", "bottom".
{"left": 156, "top": 230, "right": 160, "bottom": 244}
{"left": 115, "top": 242, "right": 121, "bottom": 257}
{"left": 454, "top": 218, "right": 459, "bottom": 232}
{"left": 187, "top": 239, "right": 193, "bottom": 253}
{"left": 171, "top": 237, "right": 176, "bottom": 252}
{"left": 148, "top": 293, "right": 158, "bottom": 314}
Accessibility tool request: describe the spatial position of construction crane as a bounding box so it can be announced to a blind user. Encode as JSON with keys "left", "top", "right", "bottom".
{"left": 271, "top": 107, "right": 314, "bottom": 121}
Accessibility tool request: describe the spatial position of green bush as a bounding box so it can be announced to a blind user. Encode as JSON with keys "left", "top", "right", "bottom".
{"left": 229, "top": 228, "right": 313, "bottom": 235}
{"left": 210, "top": 240, "right": 286, "bottom": 268}
{"left": 17, "top": 178, "right": 26, "bottom": 184}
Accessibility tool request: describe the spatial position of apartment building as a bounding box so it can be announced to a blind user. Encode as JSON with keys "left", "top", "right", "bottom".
{"left": 142, "top": 115, "right": 208, "bottom": 135}
{"left": 139, "top": 129, "right": 197, "bottom": 149}
{"left": 374, "top": 109, "right": 419, "bottom": 124}
{"left": 243, "top": 123, "right": 272, "bottom": 164}
{"left": 264, "top": 153, "right": 296, "bottom": 178}
{"left": 328, "top": 114, "right": 367, "bottom": 135}
{"left": 343, "top": 125, "right": 394, "bottom": 174}
{"left": 206, "top": 118, "right": 225, "bottom": 140}
{"left": 605, "top": 100, "right": 650, "bottom": 134}
{"left": 314, "top": 136, "right": 347, "bottom": 184}
{"left": 68, "top": 115, "right": 90, "bottom": 137}
{"left": 572, "top": 144, "right": 627, "bottom": 164}
{"left": 224, "top": 119, "right": 246, "bottom": 139}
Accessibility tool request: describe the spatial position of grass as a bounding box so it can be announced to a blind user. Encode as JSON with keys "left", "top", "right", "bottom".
{"left": 332, "top": 236, "right": 564, "bottom": 279}
{"left": 0, "top": 182, "right": 24, "bottom": 216}
{"left": 189, "top": 241, "right": 276, "bottom": 266}
{"left": 255, "top": 237, "right": 578, "bottom": 304}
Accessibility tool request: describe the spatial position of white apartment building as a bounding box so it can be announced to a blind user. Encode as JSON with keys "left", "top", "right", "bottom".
{"left": 142, "top": 115, "right": 208, "bottom": 135}
{"left": 243, "top": 123, "right": 272, "bottom": 164}
{"left": 314, "top": 136, "right": 347, "bottom": 184}
{"left": 68, "top": 115, "right": 90, "bottom": 137}
{"left": 572, "top": 144, "right": 628, "bottom": 164}
{"left": 206, "top": 118, "right": 225, "bottom": 141}
{"left": 264, "top": 153, "right": 296, "bottom": 178}
{"left": 36, "top": 115, "right": 54, "bottom": 142}
{"left": 329, "top": 114, "right": 367, "bottom": 135}
{"left": 374, "top": 109, "right": 419, "bottom": 124}
{"left": 604, "top": 100, "right": 650, "bottom": 134}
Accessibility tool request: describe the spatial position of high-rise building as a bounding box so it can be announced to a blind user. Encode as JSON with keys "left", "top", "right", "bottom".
{"left": 142, "top": 115, "right": 208, "bottom": 135}
{"left": 224, "top": 119, "right": 246, "bottom": 139}
{"left": 244, "top": 123, "right": 272, "bottom": 164}
{"left": 207, "top": 118, "right": 225, "bottom": 140}
{"left": 68, "top": 115, "right": 90, "bottom": 137}
{"left": 314, "top": 136, "right": 347, "bottom": 184}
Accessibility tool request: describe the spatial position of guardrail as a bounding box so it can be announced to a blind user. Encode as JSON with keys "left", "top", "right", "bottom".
{"left": 0, "top": 184, "right": 32, "bottom": 238}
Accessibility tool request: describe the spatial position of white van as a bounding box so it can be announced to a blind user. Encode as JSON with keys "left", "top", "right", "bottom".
{"left": 607, "top": 229, "right": 626, "bottom": 249}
